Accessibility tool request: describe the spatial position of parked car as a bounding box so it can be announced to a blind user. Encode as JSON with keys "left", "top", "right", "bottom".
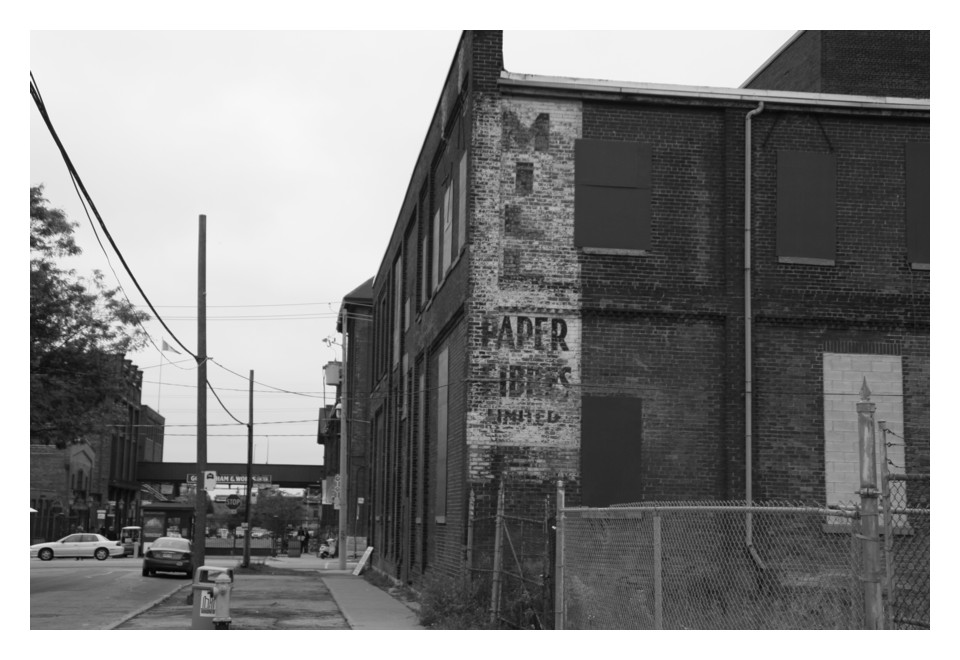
{"left": 142, "top": 536, "right": 193, "bottom": 578}
{"left": 30, "top": 533, "right": 124, "bottom": 561}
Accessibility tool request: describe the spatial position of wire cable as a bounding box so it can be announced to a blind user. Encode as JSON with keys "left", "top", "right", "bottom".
{"left": 30, "top": 72, "right": 195, "bottom": 359}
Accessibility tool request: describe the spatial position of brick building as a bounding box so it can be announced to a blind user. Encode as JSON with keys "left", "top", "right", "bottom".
{"left": 30, "top": 356, "right": 164, "bottom": 541}
{"left": 353, "top": 31, "right": 929, "bottom": 584}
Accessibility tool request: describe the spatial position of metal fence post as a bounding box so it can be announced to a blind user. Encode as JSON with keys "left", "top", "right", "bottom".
{"left": 878, "top": 421, "right": 896, "bottom": 629}
{"left": 857, "top": 378, "right": 883, "bottom": 629}
{"left": 653, "top": 510, "right": 663, "bottom": 630}
{"left": 554, "top": 479, "right": 565, "bottom": 631}
{"left": 489, "top": 480, "right": 504, "bottom": 626}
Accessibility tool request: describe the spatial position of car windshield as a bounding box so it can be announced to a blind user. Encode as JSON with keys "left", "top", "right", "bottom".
{"left": 152, "top": 538, "right": 190, "bottom": 551}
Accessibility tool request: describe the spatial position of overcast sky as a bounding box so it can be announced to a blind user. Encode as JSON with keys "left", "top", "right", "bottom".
{"left": 22, "top": 28, "right": 807, "bottom": 468}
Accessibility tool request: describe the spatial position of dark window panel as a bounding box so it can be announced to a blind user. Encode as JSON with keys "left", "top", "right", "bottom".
{"left": 581, "top": 396, "right": 643, "bottom": 507}
{"left": 906, "top": 142, "right": 930, "bottom": 264}
{"left": 575, "top": 139, "right": 650, "bottom": 188}
{"left": 574, "top": 186, "right": 650, "bottom": 250}
{"left": 776, "top": 150, "right": 837, "bottom": 262}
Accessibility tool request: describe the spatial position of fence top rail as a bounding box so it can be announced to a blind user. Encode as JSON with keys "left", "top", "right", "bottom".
{"left": 888, "top": 473, "right": 930, "bottom": 482}
{"left": 562, "top": 505, "right": 858, "bottom": 519}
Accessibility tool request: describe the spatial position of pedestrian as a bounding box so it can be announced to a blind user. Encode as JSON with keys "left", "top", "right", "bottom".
{"left": 99, "top": 525, "right": 107, "bottom": 537}
{"left": 298, "top": 528, "right": 307, "bottom": 555}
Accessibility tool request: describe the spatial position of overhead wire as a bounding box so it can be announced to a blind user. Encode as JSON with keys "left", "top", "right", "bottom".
{"left": 31, "top": 71, "right": 195, "bottom": 360}
{"left": 32, "top": 73, "right": 353, "bottom": 433}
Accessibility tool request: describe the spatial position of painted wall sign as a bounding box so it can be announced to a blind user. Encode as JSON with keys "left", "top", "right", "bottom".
{"left": 481, "top": 315, "right": 569, "bottom": 351}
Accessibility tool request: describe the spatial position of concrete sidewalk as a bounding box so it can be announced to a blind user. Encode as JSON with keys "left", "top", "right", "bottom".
{"left": 113, "top": 553, "right": 423, "bottom": 630}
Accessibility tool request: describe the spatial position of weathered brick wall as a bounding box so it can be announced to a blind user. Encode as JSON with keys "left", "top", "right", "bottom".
{"left": 581, "top": 313, "right": 727, "bottom": 500}
{"left": 467, "top": 94, "right": 584, "bottom": 523}
{"left": 745, "top": 31, "right": 821, "bottom": 93}
{"left": 745, "top": 31, "right": 929, "bottom": 99}
{"left": 821, "top": 31, "right": 929, "bottom": 98}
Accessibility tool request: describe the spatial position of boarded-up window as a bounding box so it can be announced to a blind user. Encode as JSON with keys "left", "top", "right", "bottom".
{"left": 574, "top": 139, "right": 651, "bottom": 250}
{"left": 435, "top": 347, "right": 449, "bottom": 523}
{"left": 581, "top": 396, "right": 643, "bottom": 506}
{"left": 458, "top": 151, "right": 468, "bottom": 252}
{"left": 777, "top": 151, "right": 836, "bottom": 263}
{"left": 906, "top": 142, "right": 930, "bottom": 265}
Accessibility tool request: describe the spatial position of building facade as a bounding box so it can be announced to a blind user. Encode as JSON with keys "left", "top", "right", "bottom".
{"left": 30, "top": 355, "right": 165, "bottom": 541}
{"left": 357, "top": 31, "right": 929, "bottom": 584}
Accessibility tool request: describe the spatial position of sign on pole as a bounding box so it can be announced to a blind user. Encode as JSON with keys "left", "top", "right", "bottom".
{"left": 203, "top": 471, "right": 217, "bottom": 491}
{"left": 225, "top": 494, "right": 242, "bottom": 510}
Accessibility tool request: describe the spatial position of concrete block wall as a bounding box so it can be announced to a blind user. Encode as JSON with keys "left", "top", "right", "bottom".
{"left": 822, "top": 352, "right": 904, "bottom": 509}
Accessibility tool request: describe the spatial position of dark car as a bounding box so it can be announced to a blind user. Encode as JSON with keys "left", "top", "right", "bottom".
{"left": 142, "top": 536, "right": 193, "bottom": 578}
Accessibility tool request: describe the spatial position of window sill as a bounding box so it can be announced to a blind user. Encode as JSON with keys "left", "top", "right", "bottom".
{"left": 911, "top": 262, "right": 929, "bottom": 271}
{"left": 581, "top": 247, "right": 650, "bottom": 257}
{"left": 435, "top": 516, "right": 446, "bottom": 525}
{"left": 778, "top": 256, "right": 835, "bottom": 266}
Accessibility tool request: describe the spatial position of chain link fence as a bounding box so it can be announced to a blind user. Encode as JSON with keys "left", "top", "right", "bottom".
{"left": 878, "top": 428, "right": 929, "bottom": 630}
{"left": 467, "top": 483, "right": 554, "bottom": 629}
{"left": 557, "top": 500, "right": 865, "bottom": 629}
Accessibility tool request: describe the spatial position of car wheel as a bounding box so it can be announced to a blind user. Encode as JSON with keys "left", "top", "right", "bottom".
{"left": 94, "top": 548, "right": 109, "bottom": 561}
{"left": 38, "top": 548, "right": 53, "bottom": 561}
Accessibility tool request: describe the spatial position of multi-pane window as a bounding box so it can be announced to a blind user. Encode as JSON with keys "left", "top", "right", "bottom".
{"left": 435, "top": 346, "right": 449, "bottom": 523}
{"left": 442, "top": 184, "right": 453, "bottom": 275}
{"left": 392, "top": 256, "right": 402, "bottom": 367}
{"left": 777, "top": 150, "right": 837, "bottom": 264}
{"left": 574, "top": 139, "right": 652, "bottom": 251}
{"left": 458, "top": 151, "right": 468, "bottom": 252}
{"left": 431, "top": 209, "right": 440, "bottom": 293}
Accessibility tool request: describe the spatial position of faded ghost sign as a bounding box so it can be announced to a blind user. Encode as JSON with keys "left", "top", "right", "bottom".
{"left": 478, "top": 314, "right": 579, "bottom": 436}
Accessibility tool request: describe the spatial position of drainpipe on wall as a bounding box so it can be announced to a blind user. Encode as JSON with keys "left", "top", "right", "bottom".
{"left": 745, "top": 102, "right": 764, "bottom": 566}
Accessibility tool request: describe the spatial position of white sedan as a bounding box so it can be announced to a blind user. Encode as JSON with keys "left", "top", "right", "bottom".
{"left": 30, "top": 533, "right": 125, "bottom": 561}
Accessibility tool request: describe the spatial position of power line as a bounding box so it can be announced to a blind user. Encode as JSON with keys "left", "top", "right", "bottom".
{"left": 30, "top": 72, "right": 195, "bottom": 359}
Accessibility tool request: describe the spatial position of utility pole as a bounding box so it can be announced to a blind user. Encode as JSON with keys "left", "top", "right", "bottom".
{"left": 242, "top": 370, "right": 254, "bottom": 568}
{"left": 338, "top": 307, "right": 348, "bottom": 570}
{"left": 194, "top": 214, "right": 208, "bottom": 574}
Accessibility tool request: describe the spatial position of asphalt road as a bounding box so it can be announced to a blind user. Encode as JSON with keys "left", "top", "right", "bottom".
{"left": 30, "top": 557, "right": 191, "bottom": 629}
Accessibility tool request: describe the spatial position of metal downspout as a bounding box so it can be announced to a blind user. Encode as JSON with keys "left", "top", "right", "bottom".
{"left": 745, "top": 102, "right": 763, "bottom": 557}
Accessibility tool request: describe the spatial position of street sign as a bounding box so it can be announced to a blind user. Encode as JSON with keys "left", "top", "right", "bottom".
{"left": 225, "top": 494, "right": 242, "bottom": 510}
{"left": 203, "top": 471, "right": 217, "bottom": 491}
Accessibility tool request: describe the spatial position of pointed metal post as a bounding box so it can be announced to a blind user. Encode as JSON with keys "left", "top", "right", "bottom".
{"left": 857, "top": 378, "right": 883, "bottom": 629}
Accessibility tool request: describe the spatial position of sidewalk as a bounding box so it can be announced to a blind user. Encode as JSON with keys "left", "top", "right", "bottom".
{"left": 113, "top": 552, "right": 423, "bottom": 630}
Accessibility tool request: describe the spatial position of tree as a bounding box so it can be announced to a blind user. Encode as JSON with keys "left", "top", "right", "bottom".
{"left": 251, "top": 489, "right": 305, "bottom": 537}
{"left": 30, "top": 185, "right": 151, "bottom": 447}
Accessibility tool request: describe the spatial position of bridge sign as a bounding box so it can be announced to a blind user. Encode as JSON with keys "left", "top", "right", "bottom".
{"left": 225, "top": 494, "right": 242, "bottom": 510}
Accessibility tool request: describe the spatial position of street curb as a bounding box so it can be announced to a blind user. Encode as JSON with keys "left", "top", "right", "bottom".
{"left": 105, "top": 581, "right": 192, "bottom": 630}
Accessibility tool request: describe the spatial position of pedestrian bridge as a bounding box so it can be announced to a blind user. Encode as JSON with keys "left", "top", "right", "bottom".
{"left": 136, "top": 461, "right": 324, "bottom": 492}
